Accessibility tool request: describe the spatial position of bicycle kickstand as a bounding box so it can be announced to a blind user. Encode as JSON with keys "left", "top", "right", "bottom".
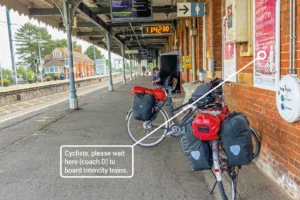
{"left": 209, "top": 181, "right": 218, "bottom": 194}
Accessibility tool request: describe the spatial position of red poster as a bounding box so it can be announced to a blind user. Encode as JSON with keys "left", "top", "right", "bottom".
{"left": 254, "top": 0, "right": 279, "bottom": 90}
{"left": 223, "top": 17, "right": 236, "bottom": 82}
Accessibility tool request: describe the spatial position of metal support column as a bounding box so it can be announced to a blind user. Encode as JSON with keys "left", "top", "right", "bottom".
{"left": 38, "top": 23, "right": 43, "bottom": 82}
{"left": 6, "top": 8, "right": 17, "bottom": 85}
{"left": 133, "top": 55, "right": 137, "bottom": 78}
{"left": 0, "top": 64, "right": 3, "bottom": 87}
{"left": 106, "top": 32, "right": 113, "bottom": 91}
{"left": 63, "top": 1, "right": 78, "bottom": 109}
{"left": 121, "top": 44, "right": 126, "bottom": 84}
{"left": 129, "top": 54, "right": 133, "bottom": 81}
{"left": 34, "top": 52, "right": 38, "bottom": 83}
{"left": 93, "top": 45, "right": 97, "bottom": 76}
{"left": 156, "top": 50, "right": 159, "bottom": 67}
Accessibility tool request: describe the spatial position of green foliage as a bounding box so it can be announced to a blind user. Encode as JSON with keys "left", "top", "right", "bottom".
{"left": 54, "top": 39, "right": 67, "bottom": 48}
{"left": 14, "top": 23, "right": 71, "bottom": 71}
{"left": 1, "top": 69, "right": 13, "bottom": 83}
{"left": 84, "top": 45, "right": 105, "bottom": 61}
{"left": 14, "top": 23, "right": 52, "bottom": 70}
{"left": 17, "top": 66, "right": 28, "bottom": 80}
{"left": 46, "top": 76, "right": 51, "bottom": 81}
{"left": 0, "top": 78, "right": 10, "bottom": 86}
{"left": 48, "top": 39, "right": 68, "bottom": 51}
{"left": 54, "top": 73, "right": 60, "bottom": 79}
{"left": 125, "top": 62, "right": 131, "bottom": 70}
{"left": 72, "top": 41, "right": 78, "bottom": 52}
{"left": 27, "top": 69, "right": 35, "bottom": 81}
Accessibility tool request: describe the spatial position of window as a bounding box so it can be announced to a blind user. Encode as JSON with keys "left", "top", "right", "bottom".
{"left": 53, "top": 51, "right": 61, "bottom": 57}
{"left": 45, "top": 68, "right": 49, "bottom": 73}
{"left": 50, "top": 68, "right": 54, "bottom": 73}
{"left": 65, "top": 59, "right": 68, "bottom": 65}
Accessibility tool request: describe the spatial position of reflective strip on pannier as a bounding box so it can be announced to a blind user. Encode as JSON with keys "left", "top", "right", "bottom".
{"left": 219, "top": 112, "right": 254, "bottom": 166}
{"left": 132, "top": 92, "right": 155, "bottom": 121}
{"left": 180, "top": 121, "right": 212, "bottom": 171}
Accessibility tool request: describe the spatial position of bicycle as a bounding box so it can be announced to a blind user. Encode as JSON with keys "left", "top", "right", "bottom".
{"left": 126, "top": 78, "right": 261, "bottom": 200}
{"left": 126, "top": 78, "right": 195, "bottom": 147}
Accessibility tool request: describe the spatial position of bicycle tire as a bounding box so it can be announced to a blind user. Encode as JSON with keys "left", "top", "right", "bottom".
{"left": 126, "top": 107, "right": 169, "bottom": 147}
{"left": 218, "top": 170, "right": 237, "bottom": 200}
{"left": 250, "top": 127, "right": 261, "bottom": 159}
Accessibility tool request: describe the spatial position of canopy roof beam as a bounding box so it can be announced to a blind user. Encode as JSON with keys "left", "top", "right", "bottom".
{"left": 29, "top": 6, "right": 177, "bottom": 16}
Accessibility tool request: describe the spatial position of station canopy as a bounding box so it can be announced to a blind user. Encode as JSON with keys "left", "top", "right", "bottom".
{"left": 0, "top": 0, "right": 179, "bottom": 60}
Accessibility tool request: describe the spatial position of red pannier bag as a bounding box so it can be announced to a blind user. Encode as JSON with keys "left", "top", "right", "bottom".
{"left": 152, "top": 88, "right": 166, "bottom": 102}
{"left": 131, "top": 86, "right": 166, "bottom": 102}
{"left": 192, "top": 113, "right": 221, "bottom": 140}
{"left": 130, "top": 86, "right": 153, "bottom": 96}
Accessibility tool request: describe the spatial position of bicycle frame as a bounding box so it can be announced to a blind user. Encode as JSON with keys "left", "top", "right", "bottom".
{"left": 149, "top": 91, "right": 196, "bottom": 132}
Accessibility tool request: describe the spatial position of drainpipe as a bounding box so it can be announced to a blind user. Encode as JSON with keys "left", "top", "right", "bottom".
{"left": 191, "top": 17, "right": 197, "bottom": 81}
{"left": 203, "top": 12, "right": 206, "bottom": 73}
{"left": 290, "top": 0, "right": 296, "bottom": 74}
{"left": 174, "top": 31, "right": 178, "bottom": 50}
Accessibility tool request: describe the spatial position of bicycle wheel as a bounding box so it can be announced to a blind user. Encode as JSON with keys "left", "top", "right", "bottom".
{"left": 250, "top": 127, "right": 261, "bottom": 159}
{"left": 218, "top": 169, "right": 237, "bottom": 200}
{"left": 126, "top": 106, "right": 169, "bottom": 147}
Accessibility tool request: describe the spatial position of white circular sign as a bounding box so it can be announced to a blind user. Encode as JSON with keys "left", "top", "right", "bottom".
{"left": 276, "top": 75, "right": 300, "bottom": 123}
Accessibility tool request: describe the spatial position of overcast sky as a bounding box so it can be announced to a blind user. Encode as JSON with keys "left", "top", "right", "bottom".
{"left": 0, "top": 6, "right": 123, "bottom": 69}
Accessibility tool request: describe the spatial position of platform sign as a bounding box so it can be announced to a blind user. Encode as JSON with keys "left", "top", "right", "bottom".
{"left": 96, "top": 59, "right": 107, "bottom": 75}
{"left": 177, "top": 2, "right": 204, "bottom": 18}
{"left": 141, "top": 24, "right": 171, "bottom": 35}
{"left": 111, "top": 0, "right": 152, "bottom": 22}
{"left": 125, "top": 50, "right": 138, "bottom": 54}
{"left": 182, "top": 56, "right": 192, "bottom": 69}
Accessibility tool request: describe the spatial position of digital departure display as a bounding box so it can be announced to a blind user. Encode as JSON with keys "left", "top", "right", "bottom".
{"left": 142, "top": 25, "right": 171, "bottom": 35}
{"left": 111, "top": 0, "right": 152, "bottom": 22}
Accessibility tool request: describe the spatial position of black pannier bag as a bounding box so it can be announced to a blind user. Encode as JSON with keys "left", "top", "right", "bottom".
{"left": 132, "top": 92, "right": 155, "bottom": 121}
{"left": 191, "top": 82, "right": 215, "bottom": 108}
{"left": 180, "top": 121, "right": 212, "bottom": 171}
{"left": 219, "top": 112, "right": 253, "bottom": 166}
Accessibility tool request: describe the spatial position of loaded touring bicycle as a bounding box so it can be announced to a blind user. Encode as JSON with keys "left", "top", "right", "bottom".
{"left": 126, "top": 78, "right": 261, "bottom": 200}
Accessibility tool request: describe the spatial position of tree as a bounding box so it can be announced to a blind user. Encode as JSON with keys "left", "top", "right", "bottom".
{"left": 48, "top": 39, "right": 68, "bottom": 50}
{"left": 14, "top": 23, "right": 52, "bottom": 70}
{"left": 27, "top": 69, "right": 35, "bottom": 82}
{"left": 125, "top": 62, "right": 130, "bottom": 70}
{"left": 84, "top": 45, "right": 105, "bottom": 60}
{"left": 72, "top": 41, "right": 78, "bottom": 52}
{"left": 1, "top": 69, "right": 13, "bottom": 83}
{"left": 17, "top": 66, "right": 28, "bottom": 80}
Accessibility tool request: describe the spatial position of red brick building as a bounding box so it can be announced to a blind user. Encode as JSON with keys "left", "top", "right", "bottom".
{"left": 167, "top": 0, "right": 300, "bottom": 198}
{"left": 43, "top": 46, "right": 95, "bottom": 79}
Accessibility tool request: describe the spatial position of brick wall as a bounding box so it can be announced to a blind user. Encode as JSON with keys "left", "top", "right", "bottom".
{"left": 169, "top": 0, "right": 300, "bottom": 198}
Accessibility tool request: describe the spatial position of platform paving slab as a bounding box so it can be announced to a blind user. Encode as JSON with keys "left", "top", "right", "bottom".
{"left": 0, "top": 76, "right": 293, "bottom": 200}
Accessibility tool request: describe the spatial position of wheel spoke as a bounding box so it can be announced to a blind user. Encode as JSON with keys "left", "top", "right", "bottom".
{"left": 126, "top": 107, "right": 168, "bottom": 147}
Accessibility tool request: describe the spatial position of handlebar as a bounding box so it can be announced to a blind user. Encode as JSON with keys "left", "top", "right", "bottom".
{"left": 187, "top": 97, "right": 222, "bottom": 109}
{"left": 210, "top": 77, "right": 219, "bottom": 84}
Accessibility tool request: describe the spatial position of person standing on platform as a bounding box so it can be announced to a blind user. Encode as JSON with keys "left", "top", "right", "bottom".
{"left": 141, "top": 66, "right": 146, "bottom": 77}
